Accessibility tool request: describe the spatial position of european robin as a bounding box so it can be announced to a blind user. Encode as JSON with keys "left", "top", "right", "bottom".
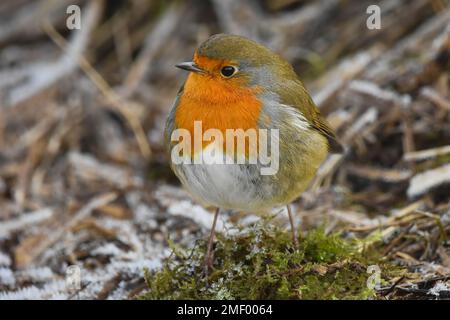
{"left": 165, "top": 34, "right": 342, "bottom": 274}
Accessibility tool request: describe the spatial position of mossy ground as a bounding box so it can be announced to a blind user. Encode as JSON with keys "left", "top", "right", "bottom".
{"left": 141, "top": 219, "right": 405, "bottom": 300}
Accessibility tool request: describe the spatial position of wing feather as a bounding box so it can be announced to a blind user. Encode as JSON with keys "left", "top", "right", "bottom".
{"left": 276, "top": 79, "right": 343, "bottom": 154}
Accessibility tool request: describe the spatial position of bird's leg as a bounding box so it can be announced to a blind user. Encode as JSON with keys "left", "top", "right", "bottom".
{"left": 203, "top": 207, "right": 220, "bottom": 278}
{"left": 287, "top": 205, "right": 299, "bottom": 249}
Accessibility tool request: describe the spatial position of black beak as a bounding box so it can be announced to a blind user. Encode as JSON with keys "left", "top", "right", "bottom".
{"left": 175, "top": 61, "right": 205, "bottom": 74}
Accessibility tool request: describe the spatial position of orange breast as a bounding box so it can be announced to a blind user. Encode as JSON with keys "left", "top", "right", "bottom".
{"left": 174, "top": 71, "right": 262, "bottom": 155}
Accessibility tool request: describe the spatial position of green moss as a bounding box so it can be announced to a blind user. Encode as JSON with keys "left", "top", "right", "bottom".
{"left": 141, "top": 221, "right": 402, "bottom": 300}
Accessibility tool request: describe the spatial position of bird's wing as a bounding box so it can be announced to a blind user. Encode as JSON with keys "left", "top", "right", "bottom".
{"left": 164, "top": 84, "right": 184, "bottom": 151}
{"left": 277, "top": 80, "right": 343, "bottom": 154}
{"left": 309, "top": 111, "right": 344, "bottom": 153}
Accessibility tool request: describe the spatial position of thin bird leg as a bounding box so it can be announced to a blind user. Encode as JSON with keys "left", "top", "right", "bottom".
{"left": 203, "top": 207, "right": 220, "bottom": 277}
{"left": 287, "top": 205, "right": 299, "bottom": 248}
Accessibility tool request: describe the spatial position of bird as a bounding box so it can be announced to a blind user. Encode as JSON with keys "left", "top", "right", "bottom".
{"left": 165, "top": 34, "right": 342, "bottom": 276}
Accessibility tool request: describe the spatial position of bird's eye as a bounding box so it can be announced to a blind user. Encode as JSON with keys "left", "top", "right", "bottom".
{"left": 220, "top": 66, "right": 237, "bottom": 78}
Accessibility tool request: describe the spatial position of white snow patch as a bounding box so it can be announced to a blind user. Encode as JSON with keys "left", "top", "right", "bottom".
{"left": 107, "top": 282, "right": 128, "bottom": 300}
{"left": 0, "top": 252, "right": 11, "bottom": 266}
{"left": 105, "top": 258, "right": 163, "bottom": 277}
{"left": 18, "top": 267, "right": 54, "bottom": 282}
{"left": 134, "top": 204, "right": 157, "bottom": 225}
{"left": 92, "top": 243, "right": 125, "bottom": 257}
{"left": 0, "top": 267, "right": 15, "bottom": 286}
{"left": 238, "top": 214, "right": 260, "bottom": 226}
{"left": 0, "top": 280, "right": 67, "bottom": 300}
{"left": 167, "top": 200, "right": 232, "bottom": 231}
{"left": 0, "top": 208, "right": 53, "bottom": 238}
{"left": 428, "top": 281, "right": 449, "bottom": 297}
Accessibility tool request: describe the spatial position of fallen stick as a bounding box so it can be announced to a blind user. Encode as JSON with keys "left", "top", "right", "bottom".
{"left": 404, "top": 145, "right": 450, "bottom": 161}
{"left": 211, "top": 0, "right": 263, "bottom": 41}
{"left": 0, "top": 0, "right": 82, "bottom": 44}
{"left": 122, "top": 3, "right": 184, "bottom": 96}
{"left": 0, "top": 208, "right": 54, "bottom": 238}
{"left": 16, "top": 192, "right": 117, "bottom": 269}
{"left": 407, "top": 164, "right": 450, "bottom": 198}
{"left": 347, "top": 80, "right": 410, "bottom": 107}
{"left": 6, "top": 0, "right": 103, "bottom": 107}
{"left": 420, "top": 87, "right": 450, "bottom": 111}
{"left": 43, "top": 19, "right": 151, "bottom": 159}
{"left": 346, "top": 165, "right": 412, "bottom": 183}
{"left": 68, "top": 152, "right": 143, "bottom": 189}
{"left": 312, "top": 46, "right": 383, "bottom": 108}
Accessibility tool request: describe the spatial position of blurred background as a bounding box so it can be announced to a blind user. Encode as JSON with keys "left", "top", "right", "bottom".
{"left": 0, "top": 0, "right": 449, "bottom": 299}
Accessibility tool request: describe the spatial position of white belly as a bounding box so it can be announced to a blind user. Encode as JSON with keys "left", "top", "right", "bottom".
{"left": 172, "top": 141, "right": 272, "bottom": 211}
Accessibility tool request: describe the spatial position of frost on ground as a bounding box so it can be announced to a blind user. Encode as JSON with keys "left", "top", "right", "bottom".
{"left": 1, "top": 0, "right": 450, "bottom": 300}
{"left": 0, "top": 183, "right": 368, "bottom": 300}
{"left": 0, "top": 187, "right": 209, "bottom": 300}
{"left": 428, "top": 281, "right": 450, "bottom": 298}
